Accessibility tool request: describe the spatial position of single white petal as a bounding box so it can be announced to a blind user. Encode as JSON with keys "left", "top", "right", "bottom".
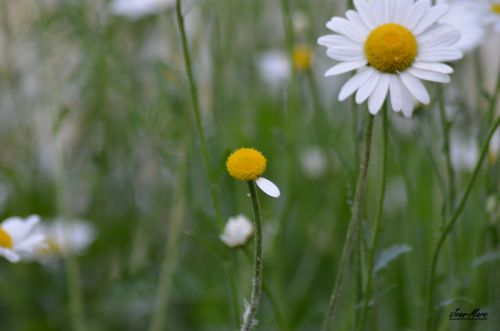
{"left": 326, "top": 48, "right": 365, "bottom": 61}
{"left": 368, "top": 74, "right": 390, "bottom": 114}
{"left": 400, "top": 82, "right": 415, "bottom": 118}
{"left": 417, "top": 48, "right": 462, "bottom": 62}
{"left": 394, "top": 0, "right": 413, "bottom": 24}
{"left": 326, "top": 17, "right": 365, "bottom": 43}
{"left": 413, "top": 4, "right": 448, "bottom": 35}
{"left": 407, "top": 67, "right": 450, "bottom": 83}
{"left": 399, "top": 71, "right": 430, "bottom": 104}
{"left": 0, "top": 248, "right": 20, "bottom": 263}
{"left": 15, "top": 234, "right": 45, "bottom": 252}
{"left": 372, "top": 0, "right": 391, "bottom": 24}
{"left": 418, "top": 24, "right": 460, "bottom": 47}
{"left": 345, "top": 10, "right": 370, "bottom": 36}
{"left": 389, "top": 75, "right": 403, "bottom": 112}
{"left": 256, "top": 177, "right": 280, "bottom": 198}
{"left": 338, "top": 67, "right": 376, "bottom": 101}
{"left": 412, "top": 61, "right": 453, "bottom": 74}
{"left": 356, "top": 73, "right": 380, "bottom": 104}
{"left": 2, "top": 215, "right": 40, "bottom": 243}
{"left": 405, "top": 0, "right": 429, "bottom": 30}
{"left": 318, "top": 35, "right": 360, "bottom": 49}
{"left": 353, "top": 0, "right": 378, "bottom": 28}
{"left": 325, "top": 60, "right": 367, "bottom": 76}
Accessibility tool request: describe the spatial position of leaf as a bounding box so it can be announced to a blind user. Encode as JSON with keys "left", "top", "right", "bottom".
{"left": 471, "top": 251, "right": 500, "bottom": 268}
{"left": 374, "top": 244, "right": 412, "bottom": 274}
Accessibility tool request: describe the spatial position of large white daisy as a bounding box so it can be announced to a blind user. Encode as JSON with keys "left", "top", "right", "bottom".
{"left": 318, "top": 0, "right": 463, "bottom": 117}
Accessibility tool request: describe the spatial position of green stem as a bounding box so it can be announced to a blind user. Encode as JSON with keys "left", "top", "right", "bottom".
{"left": 357, "top": 104, "right": 388, "bottom": 331}
{"left": 437, "top": 86, "right": 455, "bottom": 214}
{"left": 241, "top": 181, "right": 264, "bottom": 331}
{"left": 425, "top": 116, "right": 500, "bottom": 331}
{"left": 321, "top": 113, "right": 375, "bottom": 331}
{"left": 175, "top": 0, "right": 222, "bottom": 227}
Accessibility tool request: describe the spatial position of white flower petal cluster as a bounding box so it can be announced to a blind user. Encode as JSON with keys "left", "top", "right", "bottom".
{"left": 0, "top": 215, "right": 45, "bottom": 263}
{"left": 220, "top": 215, "right": 254, "bottom": 248}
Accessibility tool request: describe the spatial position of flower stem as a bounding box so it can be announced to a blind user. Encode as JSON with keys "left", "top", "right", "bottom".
{"left": 356, "top": 103, "right": 388, "bottom": 331}
{"left": 241, "top": 181, "right": 264, "bottom": 331}
{"left": 425, "top": 115, "right": 500, "bottom": 331}
{"left": 322, "top": 113, "right": 375, "bottom": 331}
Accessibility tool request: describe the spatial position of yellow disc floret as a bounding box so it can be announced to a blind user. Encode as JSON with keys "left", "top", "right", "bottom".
{"left": 491, "top": 4, "right": 500, "bottom": 14}
{"left": 293, "top": 45, "right": 313, "bottom": 71}
{"left": 226, "top": 148, "right": 267, "bottom": 181}
{"left": 0, "top": 228, "right": 13, "bottom": 248}
{"left": 365, "top": 23, "right": 417, "bottom": 73}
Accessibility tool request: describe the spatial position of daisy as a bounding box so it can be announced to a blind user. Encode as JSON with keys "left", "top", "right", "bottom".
{"left": 485, "top": 1, "right": 500, "bottom": 32}
{"left": 0, "top": 215, "right": 45, "bottom": 263}
{"left": 226, "top": 148, "right": 280, "bottom": 198}
{"left": 256, "top": 50, "right": 291, "bottom": 89}
{"left": 36, "top": 219, "right": 96, "bottom": 258}
{"left": 318, "top": 0, "right": 463, "bottom": 117}
{"left": 220, "top": 215, "right": 254, "bottom": 248}
{"left": 111, "top": 0, "right": 175, "bottom": 20}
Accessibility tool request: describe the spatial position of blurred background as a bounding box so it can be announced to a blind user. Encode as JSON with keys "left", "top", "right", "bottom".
{"left": 0, "top": 0, "right": 499, "bottom": 330}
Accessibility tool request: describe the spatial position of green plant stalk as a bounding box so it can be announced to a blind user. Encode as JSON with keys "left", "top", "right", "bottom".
{"left": 175, "top": 0, "right": 222, "bottom": 227}
{"left": 357, "top": 103, "right": 389, "bottom": 331}
{"left": 437, "top": 86, "right": 456, "bottom": 214}
{"left": 149, "top": 146, "right": 188, "bottom": 331}
{"left": 425, "top": 115, "right": 500, "bottom": 331}
{"left": 322, "top": 113, "right": 375, "bottom": 331}
{"left": 241, "top": 181, "right": 264, "bottom": 331}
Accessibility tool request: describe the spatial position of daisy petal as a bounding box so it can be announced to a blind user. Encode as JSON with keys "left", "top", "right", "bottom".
{"left": 394, "top": 0, "right": 413, "bottom": 24}
{"left": 353, "top": 0, "right": 377, "bottom": 29}
{"left": 256, "top": 177, "right": 280, "bottom": 198}
{"left": 418, "top": 25, "right": 461, "bottom": 48}
{"left": 368, "top": 74, "right": 390, "bottom": 114}
{"left": 2, "top": 215, "right": 40, "bottom": 242}
{"left": 408, "top": 67, "right": 450, "bottom": 83}
{"left": 417, "top": 48, "right": 463, "bottom": 62}
{"left": 400, "top": 83, "right": 415, "bottom": 118}
{"left": 345, "top": 10, "right": 370, "bottom": 36}
{"left": 405, "top": 0, "right": 429, "bottom": 30}
{"left": 399, "top": 71, "right": 430, "bottom": 104}
{"left": 326, "top": 17, "right": 365, "bottom": 43}
{"left": 318, "top": 34, "right": 360, "bottom": 49}
{"left": 16, "top": 234, "right": 45, "bottom": 252}
{"left": 0, "top": 248, "right": 20, "bottom": 263}
{"left": 413, "top": 4, "right": 448, "bottom": 35}
{"left": 356, "top": 73, "right": 380, "bottom": 104}
{"left": 326, "top": 48, "right": 365, "bottom": 61}
{"left": 338, "top": 67, "right": 376, "bottom": 101}
{"left": 325, "top": 60, "right": 367, "bottom": 76}
{"left": 412, "top": 61, "right": 453, "bottom": 74}
{"left": 389, "top": 75, "right": 403, "bottom": 112}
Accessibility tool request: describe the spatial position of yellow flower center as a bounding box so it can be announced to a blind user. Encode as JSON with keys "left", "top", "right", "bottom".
{"left": 0, "top": 228, "right": 13, "bottom": 248}
{"left": 364, "top": 23, "right": 418, "bottom": 73}
{"left": 37, "top": 239, "right": 62, "bottom": 256}
{"left": 293, "top": 45, "right": 312, "bottom": 71}
{"left": 492, "top": 4, "right": 500, "bottom": 14}
{"left": 226, "top": 148, "right": 267, "bottom": 181}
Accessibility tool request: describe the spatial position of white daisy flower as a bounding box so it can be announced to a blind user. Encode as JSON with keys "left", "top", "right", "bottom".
{"left": 36, "top": 219, "right": 96, "bottom": 258}
{"left": 318, "top": 0, "right": 463, "bottom": 117}
{"left": 220, "top": 215, "right": 254, "bottom": 248}
{"left": 485, "top": 1, "right": 500, "bottom": 32}
{"left": 255, "top": 50, "right": 291, "bottom": 89}
{"left": 0, "top": 215, "right": 45, "bottom": 263}
{"left": 111, "top": 0, "right": 175, "bottom": 20}
{"left": 450, "top": 133, "right": 479, "bottom": 172}
{"left": 438, "top": 0, "right": 487, "bottom": 53}
{"left": 300, "top": 147, "right": 328, "bottom": 179}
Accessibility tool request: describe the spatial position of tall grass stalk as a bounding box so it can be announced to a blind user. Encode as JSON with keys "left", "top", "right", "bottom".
{"left": 425, "top": 115, "right": 500, "bottom": 331}
{"left": 322, "top": 113, "right": 375, "bottom": 331}
{"left": 240, "top": 181, "right": 264, "bottom": 331}
{"left": 356, "top": 103, "right": 388, "bottom": 331}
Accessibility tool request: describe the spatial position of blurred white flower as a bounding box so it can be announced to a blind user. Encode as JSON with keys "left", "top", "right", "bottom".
{"left": 300, "top": 147, "right": 327, "bottom": 179}
{"left": 0, "top": 215, "right": 45, "bottom": 263}
{"left": 450, "top": 134, "right": 479, "bottom": 172}
{"left": 111, "top": 0, "right": 175, "bottom": 20}
{"left": 489, "top": 129, "right": 500, "bottom": 163}
{"left": 220, "top": 215, "right": 253, "bottom": 248}
{"left": 485, "top": 1, "right": 500, "bottom": 32}
{"left": 255, "top": 50, "right": 291, "bottom": 89}
{"left": 438, "top": 0, "right": 486, "bottom": 52}
{"left": 36, "top": 219, "right": 96, "bottom": 257}
{"left": 292, "top": 10, "right": 310, "bottom": 35}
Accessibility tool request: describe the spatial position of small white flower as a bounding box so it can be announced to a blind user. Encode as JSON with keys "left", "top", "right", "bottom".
{"left": 255, "top": 50, "right": 291, "bottom": 89}
{"left": 292, "top": 10, "right": 310, "bottom": 35}
{"left": 220, "top": 215, "right": 254, "bottom": 248}
{"left": 300, "top": 147, "right": 328, "bottom": 179}
{"left": 36, "top": 219, "right": 96, "bottom": 258}
{"left": 438, "top": 0, "right": 487, "bottom": 53}
{"left": 485, "top": 1, "right": 500, "bottom": 32}
{"left": 450, "top": 133, "right": 479, "bottom": 172}
{"left": 318, "top": 0, "right": 463, "bottom": 117}
{"left": 489, "top": 129, "right": 500, "bottom": 163}
{"left": 0, "top": 215, "right": 45, "bottom": 263}
{"left": 111, "top": 0, "right": 175, "bottom": 20}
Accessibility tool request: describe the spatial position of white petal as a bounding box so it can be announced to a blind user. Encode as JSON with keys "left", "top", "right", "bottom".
{"left": 418, "top": 24, "right": 461, "bottom": 48}
{"left": 404, "top": 0, "right": 429, "bottom": 30}
{"left": 325, "top": 60, "right": 367, "bottom": 76}
{"left": 372, "top": 0, "right": 390, "bottom": 24}
{"left": 389, "top": 75, "right": 403, "bottom": 112}
{"left": 15, "top": 234, "right": 45, "bottom": 252}
{"left": 345, "top": 10, "right": 370, "bottom": 36}
{"left": 0, "top": 248, "right": 20, "bottom": 263}
{"left": 356, "top": 73, "right": 380, "bottom": 104}
{"left": 400, "top": 83, "right": 415, "bottom": 118}
{"left": 318, "top": 34, "right": 360, "bottom": 49}
{"left": 412, "top": 61, "right": 453, "bottom": 74}
{"left": 326, "top": 17, "right": 365, "bottom": 43}
{"left": 368, "top": 74, "right": 390, "bottom": 114}
{"left": 2, "top": 215, "right": 40, "bottom": 243}
{"left": 412, "top": 4, "right": 448, "bottom": 35}
{"left": 417, "top": 48, "right": 462, "bottom": 62}
{"left": 394, "top": 0, "right": 413, "bottom": 24}
{"left": 338, "top": 67, "right": 376, "bottom": 101}
{"left": 353, "top": 0, "right": 378, "bottom": 29}
{"left": 256, "top": 177, "right": 280, "bottom": 198}
{"left": 407, "top": 67, "right": 450, "bottom": 83}
{"left": 399, "top": 71, "right": 430, "bottom": 104}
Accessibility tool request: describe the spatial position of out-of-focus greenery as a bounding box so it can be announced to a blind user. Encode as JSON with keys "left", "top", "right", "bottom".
{"left": 0, "top": 0, "right": 498, "bottom": 330}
